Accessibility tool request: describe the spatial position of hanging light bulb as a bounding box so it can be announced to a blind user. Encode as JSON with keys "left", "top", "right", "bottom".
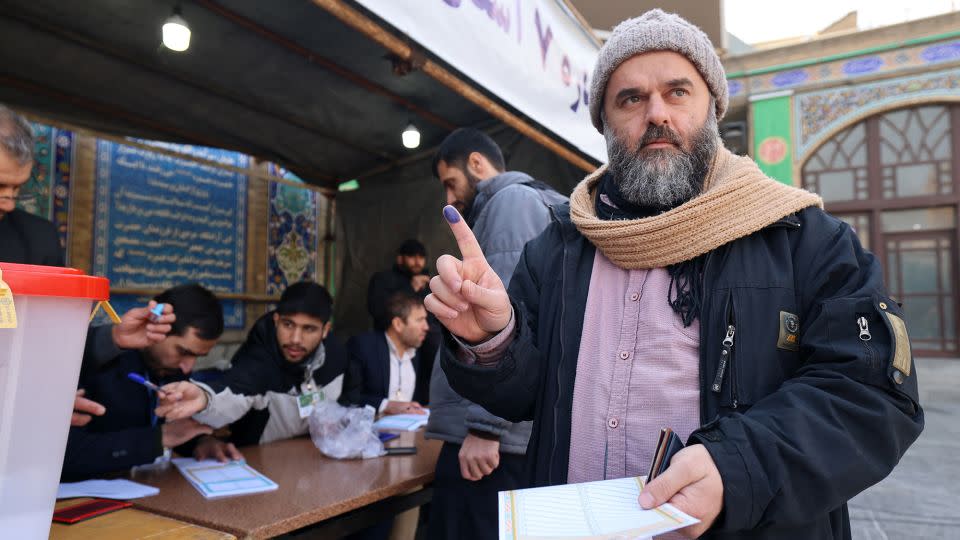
{"left": 162, "top": 6, "right": 191, "bottom": 52}
{"left": 401, "top": 122, "right": 420, "bottom": 149}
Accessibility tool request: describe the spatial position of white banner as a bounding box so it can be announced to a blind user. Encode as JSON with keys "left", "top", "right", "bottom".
{"left": 355, "top": 0, "right": 606, "bottom": 162}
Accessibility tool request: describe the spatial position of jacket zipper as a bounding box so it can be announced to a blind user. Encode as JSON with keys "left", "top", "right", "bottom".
{"left": 700, "top": 218, "right": 797, "bottom": 420}
{"left": 698, "top": 251, "right": 715, "bottom": 425}
{"left": 710, "top": 296, "right": 738, "bottom": 409}
{"left": 858, "top": 316, "right": 876, "bottom": 366}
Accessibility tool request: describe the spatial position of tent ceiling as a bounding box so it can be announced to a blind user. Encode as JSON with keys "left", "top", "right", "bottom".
{"left": 0, "top": 0, "right": 499, "bottom": 188}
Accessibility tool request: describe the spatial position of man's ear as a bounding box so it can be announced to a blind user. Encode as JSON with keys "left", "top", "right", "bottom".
{"left": 395, "top": 254, "right": 403, "bottom": 266}
{"left": 390, "top": 316, "right": 403, "bottom": 334}
{"left": 322, "top": 322, "right": 332, "bottom": 339}
{"left": 467, "top": 151, "right": 486, "bottom": 175}
{"left": 273, "top": 312, "right": 280, "bottom": 325}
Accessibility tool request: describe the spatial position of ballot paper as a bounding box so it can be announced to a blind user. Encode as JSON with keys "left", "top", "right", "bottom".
{"left": 173, "top": 458, "right": 278, "bottom": 499}
{"left": 57, "top": 479, "right": 159, "bottom": 500}
{"left": 498, "top": 476, "right": 698, "bottom": 540}
{"left": 372, "top": 412, "right": 430, "bottom": 431}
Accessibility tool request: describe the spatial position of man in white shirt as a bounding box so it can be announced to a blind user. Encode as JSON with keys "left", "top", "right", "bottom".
{"left": 340, "top": 292, "right": 430, "bottom": 415}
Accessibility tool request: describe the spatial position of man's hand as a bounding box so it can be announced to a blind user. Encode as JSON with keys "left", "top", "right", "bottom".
{"left": 193, "top": 435, "right": 243, "bottom": 463}
{"left": 112, "top": 301, "right": 176, "bottom": 350}
{"left": 458, "top": 432, "right": 500, "bottom": 481}
{"left": 639, "top": 444, "right": 724, "bottom": 538}
{"left": 383, "top": 400, "right": 427, "bottom": 415}
{"left": 424, "top": 206, "right": 511, "bottom": 343}
{"left": 155, "top": 381, "right": 208, "bottom": 420}
{"left": 71, "top": 390, "right": 106, "bottom": 427}
{"left": 411, "top": 274, "right": 431, "bottom": 292}
{"left": 161, "top": 418, "right": 212, "bottom": 448}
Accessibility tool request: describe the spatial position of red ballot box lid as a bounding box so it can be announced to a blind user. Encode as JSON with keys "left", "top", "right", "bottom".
{"left": 0, "top": 262, "right": 110, "bottom": 300}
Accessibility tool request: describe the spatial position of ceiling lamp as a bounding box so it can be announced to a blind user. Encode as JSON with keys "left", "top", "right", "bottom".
{"left": 401, "top": 122, "right": 421, "bottom": 149}
{"left": 162, "top": 6, "right": 191, "bottom": 52}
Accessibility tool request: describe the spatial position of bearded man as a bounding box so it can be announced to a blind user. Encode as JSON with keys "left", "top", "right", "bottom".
{"left": 426, "top": 10, "right": 923, "bottom": 540}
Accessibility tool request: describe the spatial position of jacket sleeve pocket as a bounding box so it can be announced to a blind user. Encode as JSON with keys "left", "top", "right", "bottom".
{"left": 817, "top": 294, "right": 920, "bottom": 410}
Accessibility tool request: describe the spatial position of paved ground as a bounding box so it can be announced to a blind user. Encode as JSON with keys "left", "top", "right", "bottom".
{"left": 849, "top": 357, "right": 960, "bottom": 539}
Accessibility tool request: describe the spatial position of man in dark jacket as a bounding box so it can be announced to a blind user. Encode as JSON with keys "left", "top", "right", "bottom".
{"left": 0, "top": 104, "right": 63, "bottom": 266}
{"left": 62, "top": 284, "right": 236, "bottom": 481}
{"left": 367, "top": 238, "right": 440, "bottom": 403}
{"left": 427, "top": 10, "right": 923, "bottom": 540}
{"left": 425, "top": 127, "right": 567, "bottom": 540}
{"left": 341, "top": 292, "right": 429, "bottom": 413}
{"left": 209, "top": 281, "right": 347, "bottom": 445}
{"left": 367, "top": 239, "right": 430, "bottom": 327}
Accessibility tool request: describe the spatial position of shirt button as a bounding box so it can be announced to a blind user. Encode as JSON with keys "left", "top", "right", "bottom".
{"left": 619, "top": 351, "right": 629, "bottom": 360}
{"left": 607, "top": 418, "right": 619, "bottom": 428}
{"left": 630, "top": 292, "right": 640, "bottom": 301}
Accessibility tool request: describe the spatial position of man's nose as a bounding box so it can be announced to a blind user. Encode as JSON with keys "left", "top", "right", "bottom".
{"left": 645, "top": 94, "right": 670, "bottom": 127}
{"left": 180, "top": 357, "right": 196, "bottom": 374}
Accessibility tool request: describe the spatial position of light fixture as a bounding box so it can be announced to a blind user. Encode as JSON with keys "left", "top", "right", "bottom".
{"left": 162, "top": 6, "right": 191, "bottom": 52}
{"left": 338, "top": 179, "right": 360, "bottom": 192}
{"left": 401, "top": 122, "right": 420, "bottom": 149}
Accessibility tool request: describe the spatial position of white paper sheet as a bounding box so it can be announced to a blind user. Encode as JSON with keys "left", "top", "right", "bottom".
{"left": 498, "top": 476, "right": 699, "bottom": 540}
{"left": 172, "top": 458, "right": 278, "bottom": 499}
{"left": 57, "top": 479, "right": 159, "bottom": 500}
{"left": 373, "top": 412, "right": 429, "bottom": 431}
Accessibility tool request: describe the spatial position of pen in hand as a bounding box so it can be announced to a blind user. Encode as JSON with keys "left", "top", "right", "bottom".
{"left": 126, "top": 373, "right": 168, "bottom": 397}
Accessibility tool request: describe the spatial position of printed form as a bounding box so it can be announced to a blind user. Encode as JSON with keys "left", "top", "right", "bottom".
{"left": 173, "top": 458, "right": 278, "bottom": 499}
{"left": 499, "top": 476, "right": 698, "bottom": 540}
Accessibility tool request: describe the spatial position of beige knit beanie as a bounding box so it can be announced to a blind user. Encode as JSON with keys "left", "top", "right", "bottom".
{"left": 589, "top": 9, "right": 728, "bottom": 132}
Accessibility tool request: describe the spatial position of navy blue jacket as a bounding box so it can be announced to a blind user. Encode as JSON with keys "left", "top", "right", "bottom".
{"left": 442, "top": 204, "right": 923, "bottom": 539}
{"left": 62, "top": 348, "right": 191, "bottom": 481}
{"left": 0, "top": 208, "right": 64, "bottom": 266}
{"left": 340, "top": 331, "right": 425, "bottom": 409}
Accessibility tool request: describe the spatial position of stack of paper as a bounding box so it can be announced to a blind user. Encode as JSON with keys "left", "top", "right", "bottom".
{"left": 57, "top": 479, "right": 159, "bottom": 500}
{"left": 173, "top": 458, "right": 278, "bottom": 499}
{"left": 498, "top": 476, "right": 698, "bottom": 540}
{"left": 373, "top": 412, "right": 429, "bottom": 431}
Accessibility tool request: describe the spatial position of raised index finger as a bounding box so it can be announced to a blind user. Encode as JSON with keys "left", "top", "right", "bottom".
{"left": 443, "top": 206, "right": 483, "bottom": 260}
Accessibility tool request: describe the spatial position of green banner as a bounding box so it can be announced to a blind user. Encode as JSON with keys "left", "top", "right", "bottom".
{"left": 751, "top": 95, "right": 793, "bottom": 185}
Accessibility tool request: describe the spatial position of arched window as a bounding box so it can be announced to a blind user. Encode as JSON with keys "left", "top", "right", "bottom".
{"left": 801, "top": 104, "right": 959, "bottom": 355}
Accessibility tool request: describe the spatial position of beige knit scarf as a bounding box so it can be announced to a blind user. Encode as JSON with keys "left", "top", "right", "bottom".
{"left": 570, "top": 145, "right": 823, "bottom": 269}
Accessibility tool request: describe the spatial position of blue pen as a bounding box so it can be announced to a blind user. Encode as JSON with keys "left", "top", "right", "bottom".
{"left": 127, "top": 373, "right": 165, "bottom": 394}
{"left": 149, "top": 303, "right": 166, "bottom": 322}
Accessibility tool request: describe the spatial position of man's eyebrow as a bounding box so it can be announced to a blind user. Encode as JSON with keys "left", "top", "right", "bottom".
{"left": 665, "top": 77, "right": 694, "bottom": 88}
{"left": 614, "top": 87, "right": 645, "bottom": 102}
{"left": 178, "top": 345, "right": 202, "bottom": 356}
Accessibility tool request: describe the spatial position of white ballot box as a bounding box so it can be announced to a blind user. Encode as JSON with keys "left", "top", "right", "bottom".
{"left": 0, "top": 263, "right": 109, "bottom": 539}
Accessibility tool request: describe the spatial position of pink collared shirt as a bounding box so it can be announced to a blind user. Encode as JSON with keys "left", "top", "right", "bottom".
{"left": 567, "top": 251, "right": 702, "bottom": 485}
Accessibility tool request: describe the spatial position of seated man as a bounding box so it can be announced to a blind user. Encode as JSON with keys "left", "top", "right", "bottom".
{"left": 71, "top": 299, "right": 177, "bottom": 427}
{"left": 62, "top": 283, "right": 239, "bottom": 481}
{"left": 186, "top": 281, "right": 348, "bottom": 445}
{"left": 340, "top": 292, "right": 429, "bottom": 415}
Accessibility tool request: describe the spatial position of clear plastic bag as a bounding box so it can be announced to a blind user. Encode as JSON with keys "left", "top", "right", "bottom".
{"left": 308, "top": 401, "right": 385, "bottom": 459}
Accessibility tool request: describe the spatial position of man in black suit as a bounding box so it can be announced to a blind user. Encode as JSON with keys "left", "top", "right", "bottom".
{"left": 341, "top": 292, "right": 430, "bottom": 415}
{"left": 0, "top": 104, "right": 63, "bottom": 266}
{"left": 366, "top": 239, "right": 442, "bottom": 404}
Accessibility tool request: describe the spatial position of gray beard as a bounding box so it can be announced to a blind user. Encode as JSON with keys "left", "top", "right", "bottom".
{"left": 604, "top": 113, "right": 719, "bottom": 209}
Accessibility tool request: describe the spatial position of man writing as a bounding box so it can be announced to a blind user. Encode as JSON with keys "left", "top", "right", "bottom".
{"left": 63, "top": 284, "right": 239, "bottom": 481}
{"left": 427, "top": 10, "right": 923, "bottom": 539}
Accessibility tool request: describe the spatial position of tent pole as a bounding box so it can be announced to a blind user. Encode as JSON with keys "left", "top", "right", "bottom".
{"left": 195, "top": 0, "right": 457, "bottom": 132}
{"left": 311, "top": 0, "right": 598, "bottom": 173}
